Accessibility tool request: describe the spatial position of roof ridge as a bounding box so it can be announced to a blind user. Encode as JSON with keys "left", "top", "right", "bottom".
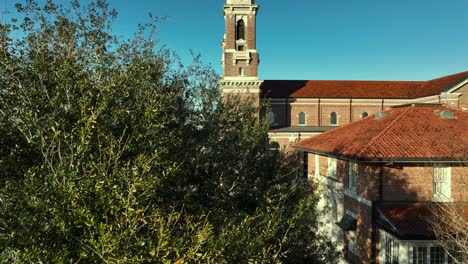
{"left": 425, "top": 70, "right": 468, "bottom": 82}
{"left": 356, "top": 106, "right": 414, "bottom": 158}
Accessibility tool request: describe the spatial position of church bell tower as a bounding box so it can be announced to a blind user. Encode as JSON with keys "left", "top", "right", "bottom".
{"left": 221, "top": 0, "right": 262, "bottom": 100}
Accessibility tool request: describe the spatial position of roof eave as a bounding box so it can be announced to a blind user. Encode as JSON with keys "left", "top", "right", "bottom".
{"left": 293, "top": 146, "right": 468, "bottom": 164}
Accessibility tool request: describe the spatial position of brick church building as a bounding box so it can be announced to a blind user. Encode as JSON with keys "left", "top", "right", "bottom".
{"left": 220, "top": 0, "right": 468, "bottom": 149}
{"left": 294, "top": 104, "right": 468, "bottom": 264}
{"left": 220, "top": 1, "right": 468, "bottom": 264}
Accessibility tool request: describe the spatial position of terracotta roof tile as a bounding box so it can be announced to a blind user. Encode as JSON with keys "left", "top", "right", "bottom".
{"left": 261, "top": 71, "right": 468, "bottom": 99}
{"left": 293, "top": 104, "right": 468, "bottom": 161}
{"left": 377, "top": 204, "right": 468, "bottom": 240}
{"left": 377, "top": 204, "right": 434, "bottom": 239}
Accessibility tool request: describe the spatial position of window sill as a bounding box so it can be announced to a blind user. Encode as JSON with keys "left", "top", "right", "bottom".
{"left": 431, "top": 196, "right": 452, "bottom": 202}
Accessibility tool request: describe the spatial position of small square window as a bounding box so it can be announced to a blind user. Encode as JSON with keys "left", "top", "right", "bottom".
{"left": 238, "top": 45, "right": 244, "bottom": 51}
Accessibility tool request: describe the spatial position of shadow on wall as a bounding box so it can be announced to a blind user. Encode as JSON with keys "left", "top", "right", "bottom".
{"left": 333, "top": 157, "right": 421, "bottom": 203}
{"left": 261, "top": 81, "right": 309, "bottom": 98}
{"left": 333, "top": 159, "right": 421, "bottom": 263}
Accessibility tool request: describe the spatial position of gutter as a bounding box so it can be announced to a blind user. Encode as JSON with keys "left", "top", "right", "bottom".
{"left": 292, "top": 146, "right": 467, "bottom": 164}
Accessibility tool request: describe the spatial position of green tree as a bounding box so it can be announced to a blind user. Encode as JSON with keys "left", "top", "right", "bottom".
{"left": 0, "top": 1, "right": 338, "bottom": 263}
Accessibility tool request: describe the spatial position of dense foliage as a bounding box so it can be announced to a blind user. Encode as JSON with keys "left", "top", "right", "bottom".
{"left": 0, "top": 1, "right": 338, "bottom": 262}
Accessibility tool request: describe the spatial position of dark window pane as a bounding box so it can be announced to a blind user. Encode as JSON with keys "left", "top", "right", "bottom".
{"left": 236, "top": 19, "right": 245, "bottom": 40}
{"left": 413, "top": 247, "right": 427, "bottom": 264}
{"left": 331, "top": 112, "right": 337, "bottom": 125}
{"left": 299, "top": 112, "right": 306, "bottom": 125}
{"left": 430, "top": 247, "right": 444, "bottom": 264}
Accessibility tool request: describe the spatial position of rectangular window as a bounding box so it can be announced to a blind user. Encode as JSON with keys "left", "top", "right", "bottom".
{"left": 385, "top": 237, "right": 392, "bottom": 264}
{"left": 327, "top": 158, "right": 337, "bottom": 178}
{"left": 430, "top": 247, "right": 444, "bottom": 264}
{"left": 433, "top": 165, "right": 451, "bottom": 201}
{"left": 349, "top": 161, "right": 357, "bottom": 191}
{"left": 413, "top": 247, "right": 427, "bottom": 264}
{"left": 237, "top": 45, "right": 244, "bottom": 51}
{"left": 385, "top": 236, "right": 399, "bottom": 264}
{"left": 239, "top": 67, "right": 244, "bottom": 76}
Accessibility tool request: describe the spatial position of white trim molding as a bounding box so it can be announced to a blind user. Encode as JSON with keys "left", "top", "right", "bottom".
{"left": 344, "top": 189, "right": 372, "bottom": 207}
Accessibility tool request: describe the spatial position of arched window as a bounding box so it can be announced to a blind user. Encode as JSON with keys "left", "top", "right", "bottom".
{"left": 236, "top": 19, "right": 245, "bottom": 40}
{"left": 299, "top": 112, "right": 306, "bottom": 125}
{"left": 362, "top": 112, "right": 369, "bottom": 118}
{"left": 331, "top": 112, "right": 338, "bottom": 125}
{"left": 268, "top": 111, "right": 275, "bottom": 125}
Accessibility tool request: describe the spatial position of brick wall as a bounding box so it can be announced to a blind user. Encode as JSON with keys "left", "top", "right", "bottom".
{"left": 225, "top": 14, "right": 235, "bottom": 49}
{"left": 320, "top": 105, "right": 350, "bottom": 126}
{"left": 344, "top": 196, "right": 374, "bottom": 263}
{"left": 356, "top": 164, "right": 381, "bottom": 201}
{"left": 264, "top": 98, "right": 468, "bottom": 129}
{"left": 452, "top": 166, "right": 468, "bottom": 201}
{"left": 319, "top": 155, "right": 328, "bottom": 176}
{"left": 456, "top": 83, "right": 468, "bottom": 109}
{"left": 306, "top": 153, "right": 341, "bottom": 178}
{"left": 246, "top": 14, "right": 256, "bottom": 49}
{"left": 307, "top": 153, "right": 315, "bottom": 176}
{"left": 291, "top": 104, "right": 319, "bottom": 126}
{"left": 223, "top": 10, "right": 259, "bottom": 78}
{"left": 381, "top": 165, "right": 468, "bottom": 202}
{"left": 336, "top": 159, "right": 347, "bottom": 183}
{"left": 383, "top": 165, "right": 431, "bottom": 202}
{"left": 271, "top": 102, "right": 391, "bottom": 127}
{"left": 223, "top": 53, "right": 259, "bottom": 78}
{"left": 351, "top": 105, "right": 382, "bottom": 122}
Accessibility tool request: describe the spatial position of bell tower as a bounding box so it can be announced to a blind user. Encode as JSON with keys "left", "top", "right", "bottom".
{"left": 220, "top": 0, "right": 262, "bottom": 100}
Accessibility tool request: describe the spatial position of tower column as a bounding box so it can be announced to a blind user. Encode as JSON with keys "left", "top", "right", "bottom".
{"left": 221, "top": 0, "right": 262, "bottom": 102}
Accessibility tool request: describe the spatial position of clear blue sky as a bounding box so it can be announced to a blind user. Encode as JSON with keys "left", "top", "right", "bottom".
{"left": 4, "top": 0, "right": 468, "bottom": 81}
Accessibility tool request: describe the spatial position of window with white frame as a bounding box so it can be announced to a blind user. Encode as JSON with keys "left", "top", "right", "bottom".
{"left": 413, "top": 247, "right": 427, "bottom": 264}
{"left": 327, "top": 157, "right": 337, "bottom": 178}
{"left": 432, "top": 165, "right": 451, "bottom": 201}
{"left": 348, "top": 161, "right": 357, "bottom": 191}
{"left": 410, "top": 245, "right": 457, "bottom": 264}
{"left": 385, "top": 236, "right": 399, "bottom": 264}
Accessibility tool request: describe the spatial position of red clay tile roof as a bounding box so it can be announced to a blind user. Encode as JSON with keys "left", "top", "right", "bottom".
{"left": 293, "top": 104, "right": 468, "bottom": 161}
{"left": 261, "top": 71, "right": 468, "bottom": 99}
{"left": 377, "top": 204, "right": 468, "bottom": 240}
{"left": 377, "top": 204, "right": 434, "bottom": 239}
